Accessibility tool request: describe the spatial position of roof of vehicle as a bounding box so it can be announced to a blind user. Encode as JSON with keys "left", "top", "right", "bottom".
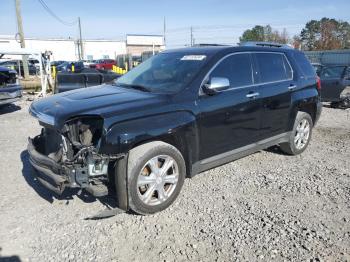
{"left": 163, "top": 45, "right": 298, "bottom": 56}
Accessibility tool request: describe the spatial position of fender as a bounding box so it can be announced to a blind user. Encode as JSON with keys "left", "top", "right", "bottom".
{"left": 101, "top": 111, "right": 199, "bottom": 164}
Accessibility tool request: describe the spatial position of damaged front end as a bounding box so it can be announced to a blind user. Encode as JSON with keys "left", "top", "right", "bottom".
{"left": 28, "top": 116, "right": 116, "bottom": 196}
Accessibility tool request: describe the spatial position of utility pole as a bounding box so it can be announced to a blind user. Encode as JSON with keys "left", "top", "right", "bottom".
{"left": 15, "top": 0, "right": 29, "bottom": 78}
{"left": 163, "top": 17, "right": 166, "bottom": 48}
{"left": 78, "top": 17, "right": 84, "bottom": 60}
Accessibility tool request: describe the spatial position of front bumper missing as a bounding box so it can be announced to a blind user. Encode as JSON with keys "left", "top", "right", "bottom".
{"left": 28, "top": 136, "right": 129, "bottom": 215}
{"left": 28, "top": 136, "right": 110, "bottom": 196}
{"left": 27, "top": 137, "right": 67, "bottom": 194}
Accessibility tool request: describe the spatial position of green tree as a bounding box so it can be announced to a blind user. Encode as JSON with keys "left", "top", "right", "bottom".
{"left": 240, "top": 25, "right": 290, "bottom": 44}
{"left": 240, "top": 25, "right": 265, "bottom": 42}
{"left": 300, "top": 18, "right": 350, "bottom": 50}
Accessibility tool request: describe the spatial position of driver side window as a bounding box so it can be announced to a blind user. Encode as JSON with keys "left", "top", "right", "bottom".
{"left": 209, "top": 53, "right": 253, "bottom": 89}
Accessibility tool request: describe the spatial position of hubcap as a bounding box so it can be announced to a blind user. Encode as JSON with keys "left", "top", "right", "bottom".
{"left": 294, "top": 119, "right": 310, "bottom": 150}
{"left": 137, "top": 155, "right": 179, "bottom": 206}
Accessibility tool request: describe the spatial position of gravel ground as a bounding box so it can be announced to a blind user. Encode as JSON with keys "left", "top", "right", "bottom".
{"left": 0, "top": 97, "right": 349, "bottom": 262}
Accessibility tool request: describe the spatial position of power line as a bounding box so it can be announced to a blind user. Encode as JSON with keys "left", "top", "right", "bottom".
{"left": 37, "top": 0, "right": 77, "bottom": 26}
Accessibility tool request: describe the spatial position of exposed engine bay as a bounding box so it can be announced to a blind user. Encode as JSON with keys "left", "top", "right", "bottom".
{"left": 30, "top": 117, "right": 117, "bottom": 196}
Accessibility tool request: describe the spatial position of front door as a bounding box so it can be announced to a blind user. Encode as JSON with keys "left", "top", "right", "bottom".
{"left": 197, "top": 53, "right": 263, "bottom": 160}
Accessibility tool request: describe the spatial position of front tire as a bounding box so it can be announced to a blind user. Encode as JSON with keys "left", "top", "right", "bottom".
{"left": 280, "top": 111, "right": 313, "bottom": 155}
{"left": 127, "top": 141, "right": 186, "bottom": 215}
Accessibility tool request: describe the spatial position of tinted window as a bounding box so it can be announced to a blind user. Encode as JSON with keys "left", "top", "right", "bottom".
{"left": 320, "top": 66, "right": 345, "bottom": 79}
{"left": 209, "top": 53, "right": 253, "bottom": 88}
{"left": 292, "top": 51, "right": 315, "bottom": 78}
{"left": 255, "top": 53, "right": 292, "bottom": 83}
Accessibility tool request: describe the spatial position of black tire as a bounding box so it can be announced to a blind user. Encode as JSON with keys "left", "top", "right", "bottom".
{"left": 280, "top": 111, "right": 313, "bottom": 155}
{"left": 127, "top": 141, "right": 186, "bottom": 215}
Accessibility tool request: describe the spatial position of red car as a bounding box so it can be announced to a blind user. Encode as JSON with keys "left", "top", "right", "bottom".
{"left": 90, "top": 59, "right": 116, "bottom": 70}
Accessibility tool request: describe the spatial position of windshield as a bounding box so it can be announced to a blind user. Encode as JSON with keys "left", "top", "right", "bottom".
{"left": 115, "top": 52, "right": 208, "bottom": 94}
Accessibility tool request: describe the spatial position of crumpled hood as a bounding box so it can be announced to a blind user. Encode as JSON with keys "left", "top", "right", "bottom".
{"left": 30, "top": 84, "right": 166, "bottom": 128}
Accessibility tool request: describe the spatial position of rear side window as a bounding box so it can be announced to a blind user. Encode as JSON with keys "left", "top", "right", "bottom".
{"left": 210, "top": 53, "right": 253, "bottom": 88}
{"left": 320, "top": 66, "right": 345, "bottom": 79}
{"left": 255, "top": 53, "right": 293, "bottom": 83}
{"left": 292, "top": 51, "right": 316, "bottom": 78}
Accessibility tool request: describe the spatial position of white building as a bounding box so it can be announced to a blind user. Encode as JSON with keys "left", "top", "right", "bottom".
{"left": 126, "top": 34, "right": 164, "bottom": 56}
{"left": 0, "top": 34, "right": 164, "bottom": 61}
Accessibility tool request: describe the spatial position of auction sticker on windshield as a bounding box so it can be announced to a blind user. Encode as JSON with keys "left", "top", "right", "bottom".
{"left": 181, "top": 55, "right": 207, "bottom": 61}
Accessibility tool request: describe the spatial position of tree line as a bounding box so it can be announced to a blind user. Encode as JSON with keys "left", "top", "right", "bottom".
{"left": 239, "top": 18, "right": 350, "bottom": 50}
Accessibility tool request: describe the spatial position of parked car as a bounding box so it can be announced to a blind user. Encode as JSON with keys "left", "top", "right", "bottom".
{"left": 50, "top": 60, "right": 66, "bottom": 67}
{"left": 28, "top": 58, "right": 40, "bottom": 71}
{"left": 82, "top": 60, "right": 95, "bottom": 67}
{"left": 0, "top": 66, "right": 22, "bottom": 106}
{"left": 0, "top": 66, "right": 17, "bottom": 85}
{"left": 28, "top": 44, "right": 321, "bottom": 215}
{"left": 90, "top": 59, "right": 116, "bottom": 70}
{"left": 56, "top": 61, "right": 85, "bottom": 73}
{"left": 0, "top": 60, "right": 37, "bottom": 76}
{"left": 313, "top": 64, "right": 350, "bottom": 103}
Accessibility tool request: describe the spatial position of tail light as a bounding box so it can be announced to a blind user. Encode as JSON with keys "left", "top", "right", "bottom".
{"left": 316, "top": 76, "right": 321, "bottom": 91}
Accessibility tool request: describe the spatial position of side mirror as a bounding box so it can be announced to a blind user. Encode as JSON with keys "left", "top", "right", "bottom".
{"left": 202, "top": 77, "right": 230, "bottom": 95}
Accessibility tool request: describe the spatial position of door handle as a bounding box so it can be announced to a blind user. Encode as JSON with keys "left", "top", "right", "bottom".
{"left": 288, "top": 85, "right": 297, "bottom": 91}
{"left": 246, "top": 92, "right": 260, "bottom": 98}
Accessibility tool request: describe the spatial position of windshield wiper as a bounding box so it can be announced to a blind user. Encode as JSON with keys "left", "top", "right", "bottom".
{"left": 115, "top": 83, "right": 151, "bottom": 92}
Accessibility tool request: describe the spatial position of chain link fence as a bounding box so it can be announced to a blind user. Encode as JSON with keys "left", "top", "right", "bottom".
{"left": 305, "top": 49, "right": 350, "bottom": 65}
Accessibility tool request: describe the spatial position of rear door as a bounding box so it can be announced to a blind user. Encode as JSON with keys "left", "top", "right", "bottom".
{"left": 198, "top": 53, "right": 263, "bottom": 160}
{"left": 320, "top": 66, "right": 346, "bottom": 102}
{"left": 253, "top": 52, "right": 295, "bottom": 139}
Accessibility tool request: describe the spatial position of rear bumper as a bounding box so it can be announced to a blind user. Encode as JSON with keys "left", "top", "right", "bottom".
{"left": 27, "top": 137, "right": 67, "bottom": 194}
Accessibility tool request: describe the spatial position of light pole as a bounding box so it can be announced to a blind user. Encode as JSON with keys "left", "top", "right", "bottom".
{"left": 15, "top": 0, "right": 29, "bottom": 78}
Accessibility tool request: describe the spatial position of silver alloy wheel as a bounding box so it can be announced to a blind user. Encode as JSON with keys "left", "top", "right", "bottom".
{"left": 137, "top": 155, "right": 179, "bottom": 206}
{"left": 294, "top": 119, "right": 310, "bottom": 150}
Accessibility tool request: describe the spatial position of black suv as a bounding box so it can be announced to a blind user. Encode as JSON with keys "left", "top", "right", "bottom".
{"left": 28, "top": 44, "right": 322, "bottom": 214}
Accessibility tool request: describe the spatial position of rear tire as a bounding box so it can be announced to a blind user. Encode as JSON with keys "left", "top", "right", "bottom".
{"left": 280, "top": 112, "right": 313, "bottom": 155}
{"left": 127, "top": 141, "right": 186, "bottom": 215}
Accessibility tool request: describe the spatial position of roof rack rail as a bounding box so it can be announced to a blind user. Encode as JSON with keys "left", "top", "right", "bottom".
{"left": 192, "top": 43, "right": 230, "bottom": 47}
{"left": 239, "top": 41, "right": 292, "bottom": 49}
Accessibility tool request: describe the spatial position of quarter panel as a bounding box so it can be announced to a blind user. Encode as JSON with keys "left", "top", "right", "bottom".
{"left": 289, "top": 86, "right": 319, "bottom": 129}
